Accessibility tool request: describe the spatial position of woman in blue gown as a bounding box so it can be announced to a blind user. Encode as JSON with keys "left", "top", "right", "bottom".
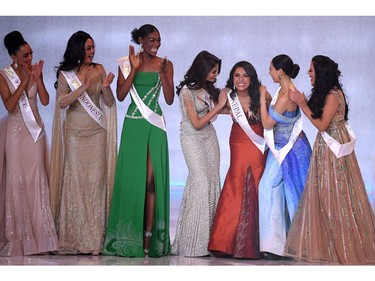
{"left": 258, "top": 54, "right": 312, "bottom": 259}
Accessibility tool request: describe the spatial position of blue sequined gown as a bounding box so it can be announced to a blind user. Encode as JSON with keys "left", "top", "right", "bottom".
{"left": 259, "top": 106, "right": 312, "bottom": 256}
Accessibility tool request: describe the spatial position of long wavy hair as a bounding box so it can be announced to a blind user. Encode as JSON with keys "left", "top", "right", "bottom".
{"left": 54, "top": 31, "right": 96, "bottom": 89}
{"left": 176, "top": 50, "right": 221, "bottom": 102}
{"left": 308, "top": 55, "right": 348, "bottom": 120}
{"left": 226, "top": 61, "right": 262, "bottom": 118}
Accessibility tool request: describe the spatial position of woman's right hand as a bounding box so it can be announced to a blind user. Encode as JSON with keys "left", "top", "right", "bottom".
{"left": 218, "top": 89, "right": 228, "bottom": 107}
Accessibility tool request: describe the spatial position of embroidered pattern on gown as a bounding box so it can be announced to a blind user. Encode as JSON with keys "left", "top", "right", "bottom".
{"left": 284, "top": 90, "right": 375, "bottom": 264}
{"left": 171, "top": 87, "right": 221, "bottom": 257}
{"left": 50, "top": 65, "right": 117, "bottom": 254}
{"left": 208, "top": 119, "right": 267, "bottom": 259}
{"left": 103, "top": 72, "right": 170, "bottom": 258}
{"left": 259, "top": 106, "right": 312, "bottom": 256}
{"left": 0, "top": 68, "right": 58, "bottom": 256}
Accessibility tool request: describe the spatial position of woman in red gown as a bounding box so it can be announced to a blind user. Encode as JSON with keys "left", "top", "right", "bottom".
{"left": 208, "top": 61, "right": 271, "bottom": 258}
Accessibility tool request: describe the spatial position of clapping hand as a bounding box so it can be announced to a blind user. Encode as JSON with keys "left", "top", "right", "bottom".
{"left": 288, "top": 89, "right": 307, "bottom": 107}
{"left": 159, "top": 56, "right": 168, "bottom": 73}
{"left": 129, "top": 45, "right": 141, "bottom": 71}
{"left": 103, "top": 72, "right": 115, "bottom": 88}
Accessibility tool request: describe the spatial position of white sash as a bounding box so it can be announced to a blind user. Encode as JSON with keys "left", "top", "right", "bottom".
{"left": 228, "top": 90, "right": 266, "bottom": 153}
{"left": 61, "top": 70, "right": 107, "bottom": 130}
{"left": 321, "top": 122, "right": 356, "bottom": 158}
{"left": 117, "top": 56, "right": 166, "bottom": 131}
{"left": 264, "top": 88, "right": 303, "bottom": 165}
{"left": 195, "top": 89, "right": 217, "bottom": 123}
{"left": 3, "top": 66, "right": 42, "bottom": 142}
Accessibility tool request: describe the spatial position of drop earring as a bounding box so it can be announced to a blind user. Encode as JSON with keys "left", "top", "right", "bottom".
{"left": 14, "top": 60, "right": 18, "bottom": 69}
{"left": 139, "top": 44, "right": 144, "bottom": 53}
{"left": 78, "top": 59, "right": 81, "bottom": 65}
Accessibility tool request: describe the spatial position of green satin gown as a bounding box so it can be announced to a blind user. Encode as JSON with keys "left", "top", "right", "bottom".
{"left": 103, "top": 72, "right": 170, "bottom": 257}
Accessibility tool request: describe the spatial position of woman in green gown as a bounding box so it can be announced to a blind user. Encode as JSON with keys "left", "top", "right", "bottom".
{"left": 103, "top": 24, "right": 174, "bottom": 257}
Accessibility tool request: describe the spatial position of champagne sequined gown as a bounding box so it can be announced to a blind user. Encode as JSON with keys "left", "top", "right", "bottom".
{"left": 284, "top": 89, "right": 375, "bottom": 264}
{"left": 50, "top": 65, "right": 117, "bottom": 254}
{"left": 171, "top": 86, "right": 221, "bottom": 257}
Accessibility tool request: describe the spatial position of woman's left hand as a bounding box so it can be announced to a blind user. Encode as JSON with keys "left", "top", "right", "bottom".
{"left": 103, "top": 72, "right": 115, "bottom": 88}
{"left": 288, "top": 89, "right": 307, "bottom": 107}
{"left": 159, "top": 56, "right": 169, "bottom": 74}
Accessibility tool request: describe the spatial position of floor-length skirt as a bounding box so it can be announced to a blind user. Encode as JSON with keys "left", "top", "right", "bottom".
{"left": 208, "top": 122, "right": 266, "bottom": 259}
{"left": 171, "top": 124, "right": 221, "bottom": 257}
{"left": 284, "top": 129, "right": 375, "bottom": 264}
{"left": 0, "top": 112, "right": 58, "bottom": 256}
{"left": 259, "top": 132, "right": 311, "bottom": 256}
{"left": 104, "top": 118, "right": 170, "bottom": 257}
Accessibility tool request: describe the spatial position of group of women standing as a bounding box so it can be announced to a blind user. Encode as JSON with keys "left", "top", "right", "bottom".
{"left": 1, "top": 23, "right": 375, "bottom": 265}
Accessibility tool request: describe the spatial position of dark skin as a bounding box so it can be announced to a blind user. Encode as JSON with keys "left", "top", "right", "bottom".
{"left": 116, "top": 30, "right": 174, "bottom": 254}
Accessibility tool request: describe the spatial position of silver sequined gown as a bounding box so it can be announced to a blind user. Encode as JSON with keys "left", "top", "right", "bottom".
{"left": 171, "top": 86, "right": 221, "bottom": 257}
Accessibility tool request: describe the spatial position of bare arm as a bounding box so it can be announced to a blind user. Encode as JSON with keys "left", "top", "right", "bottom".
{"left": 116, "top": 45, "right": 140, "bottom": 101}
{"left": 288, "top": 90, "right": 339, "bottom": 131}
{"left": 32, "top": 60, "right": 49, "bottom": 106}
{"left": 159, "top": 57, "right": 174, "bottom": 105}
{"left": 0, "top": 66, "right": 29, "bottom": 112}
{"left": 259, "top": 85, "right": 279, "bottom": 129}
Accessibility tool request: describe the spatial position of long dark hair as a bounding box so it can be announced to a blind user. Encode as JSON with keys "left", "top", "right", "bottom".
{"left": 307, "top": 55, "right": 348, "bottom": 120}
{"left": 131, "top": 24, "right": 159, "bottom": 45}
{"left": 54, "top": 31, "right": 95, "bottom": 89}
{"left": 272, "top": 54, "right": 300, "bottom": 79}
{"left": 4, "top": 30, "right": 28, "bottom": 56}
{"left": 176, "top": 50, "right": 221, "bottom": 101}
{"left": 226, "top": 61, "right": 262, "bottom": 118}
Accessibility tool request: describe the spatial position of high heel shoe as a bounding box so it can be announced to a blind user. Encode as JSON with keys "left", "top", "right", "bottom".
{"left": 144, "top": 231, "right": 152, "bottom": 257}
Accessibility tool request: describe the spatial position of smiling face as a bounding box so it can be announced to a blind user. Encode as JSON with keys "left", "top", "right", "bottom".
{"left": 206, "top": 64, "right": 220, "bottom": 83}
{"left": 233, "top": 66, "right": 250, "bottom": 92}
{"left": 307, "top": 61, "right": 316, "bottom": 86}
{"left": 12, "top": 43, "right": 33, "bottom": 69}
{"left": 83, "top": 38, "right": 95, "bottom": 65}
{"left": 269, "top": 62, "right": 281, "bottom": 83}
{"left": 140, "top": 31, "right": 161, "bottom": 56}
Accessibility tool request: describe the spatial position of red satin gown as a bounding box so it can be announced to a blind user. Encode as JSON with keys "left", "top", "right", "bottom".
{"left": 208, "top": 121, "right": 267, "bottom": 259}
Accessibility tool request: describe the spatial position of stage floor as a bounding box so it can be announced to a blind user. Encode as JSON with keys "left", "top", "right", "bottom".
{"left": 0, "top": 186, "right": 374, "bottom": 272}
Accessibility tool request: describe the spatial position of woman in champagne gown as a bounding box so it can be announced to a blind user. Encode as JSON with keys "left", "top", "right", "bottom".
{"left": 0, "top": 31, "right": 58, "bottom": 256}
{"left": 171, "top": 51, "right": 227, "bottom": 257}
{"left": 285, "top": 55, "right": 375, "bottom": 264}
{"left": 103, "top": 24, "right": 174, "bottom": 258}
{"left": 50, "top": 31, "right": 117, "bottom": 255}
{"left": 208, "top": 61, "right": 270, "bottom": 259}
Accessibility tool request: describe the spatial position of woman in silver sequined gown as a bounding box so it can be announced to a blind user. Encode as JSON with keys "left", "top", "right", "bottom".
{"left": 171, "top": 51, "right": 227, "bottom": 257}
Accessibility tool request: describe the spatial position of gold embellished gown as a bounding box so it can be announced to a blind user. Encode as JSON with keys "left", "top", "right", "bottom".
{"left": 284, "top": 89, "right": 375, "bottom": 264}
{"left": 50, "top": 64, "right": 117, "bottom": 254}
